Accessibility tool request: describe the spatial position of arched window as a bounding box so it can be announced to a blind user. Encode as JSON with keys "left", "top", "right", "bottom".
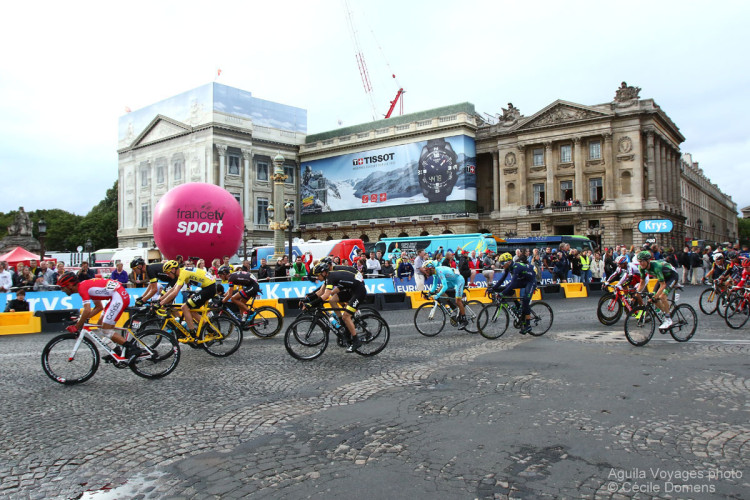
{"left": 360, "top": 234, "right": 369, "bottom": 242}
{"left": 478, "top": 228, "right": 491, "bottom": 234}
{"left": 326, "top": 235, "right": 333, "bottom": 241}
{"left": 398, "top": 232, "right": 409, "bottom": 237}
{"left": 621, "top": 171, "right": 632, "bottom": 195}
{"left": 442, "top": 229, "right": 453, "bottom": 235}
{"left": 420, "top": 231, "right": 430, "bottom": 236}
{"left": 341, "top": 234, "right": 350, "bottom": 239}
{"left": 379, "top": 233, "right": 388, "bottom": 240}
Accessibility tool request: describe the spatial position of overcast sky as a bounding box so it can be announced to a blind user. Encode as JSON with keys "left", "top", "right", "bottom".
{"left": 1, "top": 0, "right": 748, "bottom": 216}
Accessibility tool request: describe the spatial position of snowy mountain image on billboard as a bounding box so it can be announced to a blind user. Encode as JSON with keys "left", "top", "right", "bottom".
{"left": 300, "top": 135, "right": 476, "bottom": 214}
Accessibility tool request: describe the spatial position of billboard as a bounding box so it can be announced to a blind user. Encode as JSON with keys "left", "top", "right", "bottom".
{"left": 301, "top": 135, "right": 476, "bottom": 215}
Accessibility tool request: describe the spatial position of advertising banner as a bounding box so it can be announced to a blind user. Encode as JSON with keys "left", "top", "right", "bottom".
{"left": 301, "top": 135, "right": 476, "bottom": 214}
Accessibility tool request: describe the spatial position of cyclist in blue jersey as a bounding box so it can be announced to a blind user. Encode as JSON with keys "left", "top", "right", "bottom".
{"left": 421, "top": 260, "right": 469, "bottom": 329}
{"left": 489, "top": 252, "right": 538, "bottom": 334}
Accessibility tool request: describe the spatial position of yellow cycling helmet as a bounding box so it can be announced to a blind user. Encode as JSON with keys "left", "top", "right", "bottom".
{"left": 497, "top": 252, "right": 513, "bottom": 263}
{"left": 163, "top": 260, "right": 180, "bottom": 273}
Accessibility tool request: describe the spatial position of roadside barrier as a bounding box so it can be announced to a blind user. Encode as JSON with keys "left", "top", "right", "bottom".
{"left": 0, "top": 311, "right": 42, "bottom": 335}
{"left": 560, "top": 283, "right": 588, "bottom": 298}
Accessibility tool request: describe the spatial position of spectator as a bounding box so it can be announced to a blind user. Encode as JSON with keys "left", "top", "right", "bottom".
{"left": 441, "top": 251, "right": 456, "bottom": 269}
{"left": 131, "top": 262, "right": 147, "bottom": 288}
{"left": 457, "top": 250, "right": 471, "bottom": 285}
{"left": 380, "top": 259, "right": 395, "bottom": 278}
{"left": 289, "top": 255, "right": 308, "bottom": 281}
{"left": 531, "top": 248, "right": 543, "bottom": 281}
{"left": 9, "top": 263, "right": 21, "bottom": 288}
{"left": 301, "top": 252, "right": 313, "bottom": 274}
{"left": 196, "top": 259, "right": 206, "bottom": 270}
{"left": 0, "top": 261, "right": 12, "bottom": 293}
{"left": 665, "top": 247, "right": 678, "bottom": 268}
{"left": 701, "top": 249, "right": 712, "bottom": 284}
{"left": 332, "top": 256, "right": 341, "bottom": 265}
{"left": 274, "top": 256, "right": 291, "bottom": 280}
{"left": 375, "top": 250, "right": 385, "bottom": 266}
{"left": 4, "top": 289, "right": 29, "bottom": 312}
{"left": 468, "top": 250, "right": 481, "bottom": 286}
{"left": 553, "top": 251, "right": 569, "bottom": 284}
{"left": 19, "top": 266, "right": 36, "bottom": 288}
{"left": 591, "top": 251, "right": 605, "bottom": 283}
{"left": 257, "top": 258, "right": 273, "bottom": 281}
{"left": 690, "top": 247, "right": 702, "bottom": 285}
{"left": 111, "top": 262, "right": 129, "bottom": 286}
{"left": 210, "top": 258, "right": 221, "bottom": 276}
{"left": 413, "top": 249, "right": 427, "bottom": 291}
{"left": 397, "top": 256, "right": 414, "bottom": 279}
{"left": 77, "top": 261, "right": 96, "bottom": 282}
{"left": 355, "top": 257, "right": 367, "bottom": 275}
{"left": 481, "top": 250, "right": 496, "bottom": 284}
{"left": 579, "top": 249, "right": 592, "bottom": 284}
{"left": 569, "top": 249, "right": 582, "bottom": 282}
{"left": 603, "top": 247, "right": 616, "bottom": 279}
{"left": 41, "top": 262, "right": 55, "bottom": 286}
{"left": 619, "top": 246, "right": 630, "bottom": 264}
{"left": 366, "top": 252, "right": 381, "bottom": 276}
{"left": 433, "top": 247, "right": 444, "bottom": 263}
{"left": 679, "top": 246, "right": 691, "bottom": 284}
{"left": 28, "top": 259, "right": 42, "bottom": 279}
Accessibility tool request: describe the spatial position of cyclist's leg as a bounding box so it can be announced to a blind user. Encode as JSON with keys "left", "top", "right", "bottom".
{"left": 455, "top": 276, "right": 466, "bottom": 317}
{"left": 184, "top": 284, "right": 216, "bottom": 332}
{"left": 231, "top": 291, "right": 250, "bottom": 314}
{"left": 344, "top": 287, "right": 366, "bottom": 352}
{"left": 102, "top": 291, "right": 129, "bottom": 345}
{"left": 520, "top": 283, "right": 534, "bottom": 332}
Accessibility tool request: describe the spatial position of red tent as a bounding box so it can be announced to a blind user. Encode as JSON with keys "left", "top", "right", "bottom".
{"left": 0, "top": 246, "right": 41, "bottom": 269}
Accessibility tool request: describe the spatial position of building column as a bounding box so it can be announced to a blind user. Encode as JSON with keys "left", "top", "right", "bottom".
{"left": 660, "top": 141, "right": 668, "bottom": 204}
{"left": 545, "top": 143, "right": 554, "bottom": 205}
{"left": 603, "top": 133, "right": 614, "bottom": 201}
{"left": 492, "top": 151, "right": 500, "bottom": 212}
{"left": 517, "top": 144, "right": 526, "bottom": 207}
{"left": 216, "top": 144, "right": 227, "bottom": 189}
{"left": 645, "top": 130, "right": 656, "bottom": 200}
{"left": 573, "top": 138, "right": 583, "bottom": 201}
{"left": 498, "top": 150, "right": 506, "bottom": 210}
{"left": 242, "top": 149, "right": 253, "bottom": 226}
{"left": 672, "top": 149, "right": 680, "bottom": 209}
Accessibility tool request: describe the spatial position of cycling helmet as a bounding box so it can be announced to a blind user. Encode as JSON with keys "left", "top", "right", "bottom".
{"left": 130, "top": 257, "right": 145, "bottom": 269}
{"left": 497, "top": 252, "right": 513, "bottom": 263}
{"left": 217, "top": 265, "right": 231, "bottom": 275}
{"left": 713, "top": 253, "right": 725, "bottom": 260}
{"left": 636, "top": 251, "right": 652, "bottom": 262}
{"left": 423, "top": 260, "right": 437, "bottom": 269}
{"left": 742, "top": 258, "right": 750, "bottom": 268}
{"left": 162, "top": 260, "right": 180, "bottom": 273}
{"left": 726, "top": 251, "right": 739, "bottom": 260}
{"left": 57, "top": 271, "right": 78, "bottom": 288}
{"left": 312, "top": 261, "right": 330, "bottom": 275}
{"left": 615, "top": 255, "right": 628, "bottom": 266}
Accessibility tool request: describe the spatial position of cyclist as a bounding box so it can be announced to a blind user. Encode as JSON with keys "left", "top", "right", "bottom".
{"left": 635, "top": 250, "right": 679, "bottom": 330}
{"left": 132, "top": 258, "right": 175, "bottom": 305}
{"left": 488, "top": 252, "right": 537, "bottom": 334}
{"left": 222, "top": 268, "right": 261, "bottom": 324}
{"left": 703, "top": 252, "right": 727, "bottom": 284}
{"left": 57, "top": 272, "right": 144, "bottom": 362}
{"left": 730, "top": 257, "right": 750, "bottom": 290}
{"left": 421, "top": 260, "right": 469, "bottom": 329}
{"left": 158, "top": 260, "right": 217, "bottom": 335}
{"left": 303, "top": 261, "right": 366, "bottom": 352}
{"left": 604, "top": 255, "right": 647, "bottom": 308}
{"left": 215, "top": 265, "right": 232, "bottom": 287}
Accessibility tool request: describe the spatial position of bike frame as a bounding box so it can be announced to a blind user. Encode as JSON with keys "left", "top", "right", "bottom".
{"left": 150, "top": 304, "right": 226, "bottom": 344}
{"left": 68, "top": 324, "right": 145, "bottom": 364}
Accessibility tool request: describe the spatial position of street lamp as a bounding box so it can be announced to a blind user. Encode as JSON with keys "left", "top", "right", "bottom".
{"left": 284, "top": 201, "right": 295, "bottom": 263}
{"left": 85, "top": 238, "right": 93, "bottom": 266}
{"left": 37, "top": 218, "right": 47, "bottom": 261}
{"left": 242, "top": 226, "right": 249, "bottom": 261}
{"left": 697, "top": 218, "right": 703, "bottom": 239}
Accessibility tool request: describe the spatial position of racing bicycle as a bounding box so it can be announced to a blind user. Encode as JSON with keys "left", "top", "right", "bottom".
{"left": 41, "top": 321, "right": 180, "bottom": 385}
{"left": 623, "top": 292, "right": 697, "bottom": 346}
{"left": 723, "top": 287, "right": 750, "bottom": 329}
{"left": 476, "top": 292, "right": 554, "bottom": 339}
{"left": 413, "top": 292, "right": 483, "bottom": 336}
{"left": 285, "top": 305, "right": 389, "bottom": 360}
{"left": 217, "top": 296, "right": 283, "bottom": 338}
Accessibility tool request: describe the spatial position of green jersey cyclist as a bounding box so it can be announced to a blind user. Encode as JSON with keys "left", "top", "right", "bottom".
{"left": 635, "top": 250, "right": 679, "bottom": 330}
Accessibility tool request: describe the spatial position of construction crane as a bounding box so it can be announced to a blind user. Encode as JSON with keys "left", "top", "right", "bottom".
{"left": 342, "top": 0, "right": 404, "bottom": 120}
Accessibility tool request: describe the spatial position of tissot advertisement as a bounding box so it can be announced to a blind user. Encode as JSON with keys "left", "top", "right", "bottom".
{"left": 301, "top": 135, "right": 476, "bottom": 214}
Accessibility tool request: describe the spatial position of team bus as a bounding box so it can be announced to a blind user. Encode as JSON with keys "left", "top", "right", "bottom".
{"left": 250, "top": 238, "right": 365, "bottom": 269}
{"left": 375, "top": 233, "right": 498, "bottom": 260}
{"left": 494, "top": 235, "right": 597, "bottom": 254}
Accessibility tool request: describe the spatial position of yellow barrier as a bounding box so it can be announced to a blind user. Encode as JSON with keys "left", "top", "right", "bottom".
{"left": 466, "top": 287, "right": 492, "bottom": 303}
{"left": 252, "top": 299, "right": 284, "bottom": 317}
{"left": 560, "top": 283, "right": 588, "bottom": 298}
{"left": 406, "top": 291, "right": 430, "bottom": 308}
{"left": 0, "top": 311, "right": 42, "bottom": 335}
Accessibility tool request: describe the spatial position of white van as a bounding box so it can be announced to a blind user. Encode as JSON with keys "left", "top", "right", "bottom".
{"left": 112, "top": 247, "right": 163, "bottom": 274}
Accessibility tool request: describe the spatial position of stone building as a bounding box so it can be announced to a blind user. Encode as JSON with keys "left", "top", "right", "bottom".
{"left": 680, "top": 153, "right": 737, "bottom": 244}
{"left": 117, "top": 83, "right": 306, "bottom": 249}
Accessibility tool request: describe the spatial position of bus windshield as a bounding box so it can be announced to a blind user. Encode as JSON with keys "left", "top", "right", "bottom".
{"left": 375, "top": 233, "right": 497, "bottom": 260}
{"left": 494, "top": 235, "right": 597, "bottom": 254}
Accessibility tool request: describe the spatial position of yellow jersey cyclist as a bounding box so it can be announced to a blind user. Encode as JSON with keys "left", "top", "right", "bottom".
{"left": 303, "top": 261, "right": 366, "bottom": 353}
{"left": 421, "top": 260, "right": 469, "bottom": 329}
{"left": 158, "top": 260, "right": 217, "bottom": 335}
{"left": 635, "top": 250, "right": 679, "bottom": 330}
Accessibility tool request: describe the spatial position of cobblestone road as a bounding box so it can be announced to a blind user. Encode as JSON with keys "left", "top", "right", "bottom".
{"left": 0, "top": 287, "right": 747, "bottom": 499}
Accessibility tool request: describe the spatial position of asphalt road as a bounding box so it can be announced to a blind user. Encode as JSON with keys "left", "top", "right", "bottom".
{"left": 0, "top": 286, "right": 747, "bottom": 499}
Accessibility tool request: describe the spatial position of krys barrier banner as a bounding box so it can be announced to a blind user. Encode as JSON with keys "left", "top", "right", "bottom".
{"left": 1, "top": 279, "right": 398, "bottom": 312}
{"left": 300, "top": 134, "right": 477, "bottom": 214}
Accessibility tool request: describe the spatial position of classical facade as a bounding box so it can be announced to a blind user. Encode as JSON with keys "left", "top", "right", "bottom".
{"left": 117, "top": 83, "right": 306, "bottom": 249}
{"left": 680, "top": 153, "right": 738, "bottom": 244}
{"left": 474, "top": 83, "right": 691, "bottom": 249}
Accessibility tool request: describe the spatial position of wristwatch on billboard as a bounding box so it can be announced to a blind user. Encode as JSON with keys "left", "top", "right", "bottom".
{"left": 417, "top": 138, "right": 459, "bottom": 203}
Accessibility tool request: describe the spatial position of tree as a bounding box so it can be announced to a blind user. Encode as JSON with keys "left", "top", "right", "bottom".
{"left": 738, "top": 217, "right": 750, "bottom": 247}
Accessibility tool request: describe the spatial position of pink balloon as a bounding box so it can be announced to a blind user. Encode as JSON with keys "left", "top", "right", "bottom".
{"left": 153, "top": 183, "right": 244, "bottom": 263}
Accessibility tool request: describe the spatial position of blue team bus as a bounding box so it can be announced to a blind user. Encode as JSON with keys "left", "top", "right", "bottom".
{"left": 494, "top": 235, "right": 598, "bottom": 254}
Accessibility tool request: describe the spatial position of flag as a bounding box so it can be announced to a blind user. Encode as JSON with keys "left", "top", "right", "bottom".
{"left": 215, "top": 68, "right": 222, "bottom": 80}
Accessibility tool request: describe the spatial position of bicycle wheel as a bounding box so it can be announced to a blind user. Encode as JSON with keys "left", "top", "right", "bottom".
{"left": 414, "top": 302, "right": 446, "bottom": 337}
{"left": 669, "top": 304, "right": 697, "bottom": 342}
{"left": 624, "top": 306, "right": 656, "bottom": 346}
{"left": 477, "top": 304, "right": 509, "bottom": 339}
{"left": 41, "top": 333, "right": 99, "bottom": 385}
{"left": 130, "top": 330, "right": 181, "bottom": 379}
{"left": 125, "top": 309, "right": 153, "bottom": 330}
{"left": 527, "top": 302, "right": 554, "bottom": 336}
{"left": 462, "top": 300, "right": 484, "bottom": 333}
{"left": 285, "top": 317, "right": 328, "bottom": 360}
{"left": 354, "top": 313, "right": 390, "bottom": 356}
{"left": 699, "top": 288, "right": 718, "bottom": 315}
{"left": 597, "top": 293, "right": 623, "bottom": 326}
{"left": 716, "top": 291, "right": 737, "bottom": 319}
{"left": 724, "top": 296, "right": 750, "bottom": 330}
{"left": 200, "top": 316, "right": 243, "bottom": 357}
{"left": 248, "top": 306, "right": 283, "bottom": 338}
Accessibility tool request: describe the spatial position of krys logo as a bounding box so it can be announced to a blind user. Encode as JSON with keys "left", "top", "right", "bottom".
{"left": 352, "top": 152, "right": 395, "bottom": 166}
{"left": 175, "top": 208, "right": 225, "bottom": 236}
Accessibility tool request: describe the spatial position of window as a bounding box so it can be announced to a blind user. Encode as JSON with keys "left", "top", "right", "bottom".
{"left": 589, "top": 177, "right": 603, "bottom": 203}
{"left": 284, "top": 164, "right": 295, "bottom": 184}
{"left": 140, "top": 163, "right": 149, "bottom": 187}
{"left": 232, "top": 192, "right": 241, "bottom": 207}
{"left": 560, "top": 144, "right": 572, "bottom": 163}
{"left": 228, "top": 154, "right": 241, "bottom": 176}
{"left": 156, "top": 165, "right": 164, "bottom": 184}
{"left": 256, "top": 197, "right": 269, "bottom": 225}
{"left": 531, "top": 223, "right": 541, "bottom": 231}
{"left": 140, "top": 203, "right": 151, "bottom": 228}
{"left": 533, "top": 183, "right": 545, "bottom": 206}
{"left": 589, "top": 140, "right": 601, "bottom": 160}
{"left": 533, "top": 148, "right": 544, "bottom": 167}
{"left": 173, "top": 159, "right": 183, "bottom": 181}
{"left": 507, "top": 182, "right": 517, "bottom": 204}
{"left": 560, "top": 180, "right": 573, "bottom": 201}
{"left": 257, "top": 161, "right": 268, "bottom": 181}
{"left": 621, "top": 171, "right": 632, "bottom": 195}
